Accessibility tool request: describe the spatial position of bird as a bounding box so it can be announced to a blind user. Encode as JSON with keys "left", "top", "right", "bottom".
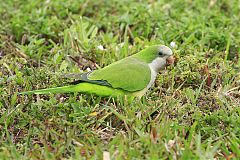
{"left": 20, "top": 45, "right": 174, "bottom": 100}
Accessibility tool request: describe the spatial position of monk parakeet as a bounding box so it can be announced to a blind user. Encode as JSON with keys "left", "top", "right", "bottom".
{"left": 20, "top": 45, "right": 174, "bottom": 99}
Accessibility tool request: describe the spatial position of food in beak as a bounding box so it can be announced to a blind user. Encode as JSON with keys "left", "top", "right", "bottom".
{"left": 166, "top": 55, "right": 174, "bottom": 65}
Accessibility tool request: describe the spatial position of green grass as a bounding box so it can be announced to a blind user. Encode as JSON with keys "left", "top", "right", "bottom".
{"left": 0, "top": 0, "right": 240, "bottom": 159}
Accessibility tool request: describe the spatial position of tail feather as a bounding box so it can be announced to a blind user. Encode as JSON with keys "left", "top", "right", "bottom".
{"left": 19, "top": 85, "right": 79, "bottom": 95}
{"left": 19, "top": 82, "right": 130, "bottom": 98}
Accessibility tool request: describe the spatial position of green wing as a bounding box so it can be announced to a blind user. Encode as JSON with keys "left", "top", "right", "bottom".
{"left": 88, "top": 57, "right": 151, "bottom": 92}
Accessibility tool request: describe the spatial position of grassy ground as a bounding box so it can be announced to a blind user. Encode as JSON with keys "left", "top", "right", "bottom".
{"left": 0, "top": 0, "right": 240, "bottom": 159}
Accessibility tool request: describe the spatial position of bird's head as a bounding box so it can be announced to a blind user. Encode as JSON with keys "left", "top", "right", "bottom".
{"left": 133, "top": 45, "right": 174, "bottom": 72}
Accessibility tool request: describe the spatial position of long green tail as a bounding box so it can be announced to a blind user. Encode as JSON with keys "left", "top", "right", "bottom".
{"left": 20, "top": 82, "right": 131, "bottom": 98}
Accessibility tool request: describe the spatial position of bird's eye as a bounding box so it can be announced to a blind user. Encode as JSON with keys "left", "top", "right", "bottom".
{"left": 158, "top": 51, "right": 164, "bottom": 57}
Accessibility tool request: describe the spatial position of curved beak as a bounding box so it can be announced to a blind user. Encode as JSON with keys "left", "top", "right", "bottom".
{"left": 166, "top": 55, "right": 175, "bottom": 65}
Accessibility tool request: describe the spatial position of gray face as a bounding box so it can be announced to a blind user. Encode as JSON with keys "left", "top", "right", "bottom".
{"left": 158, "top": 45, "right": 173, "bottom": 58}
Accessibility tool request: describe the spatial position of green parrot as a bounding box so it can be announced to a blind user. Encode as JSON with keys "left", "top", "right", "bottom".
{"left": 20, "top": 45, "right": 174, "bottom": 100}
